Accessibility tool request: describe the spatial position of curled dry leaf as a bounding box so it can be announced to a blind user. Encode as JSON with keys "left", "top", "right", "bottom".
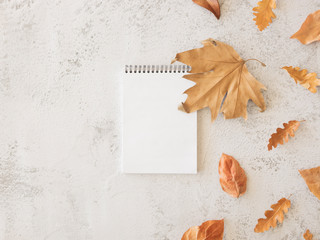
{"left": 299, "top": 166, "right": 320, "bottom": 201}
{"left": 219, "top": 153, "right": 247, "bottom": 198}
{"left": 268, "top": 120, "right": 302, "bottom": 151}
{"left": 253, "top": 0, "right": 276, "bottom": 31}
{"left": 192, "top": 0, "right": 220, "bottom": 19}
{"left": 254, "top": 198, "right": 291, "bottom": 233}
{"left": 304, "top": 229, "right": 313, "bottom": 240}
{"left": 283, "top": 66, "right": 320, "bottom": 93}
{"left": 172, "top": 38, "right": 266, "bottom": 122}
{"left": 181, "top": 219, "right": 224, "bottom": 240}
{"left": 291, "top": 10, "right": 320, "bottom": 45}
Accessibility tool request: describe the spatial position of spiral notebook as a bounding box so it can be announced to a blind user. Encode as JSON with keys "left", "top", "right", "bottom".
{"left": 122, "top": 65, "right": 197, "bottom": 174}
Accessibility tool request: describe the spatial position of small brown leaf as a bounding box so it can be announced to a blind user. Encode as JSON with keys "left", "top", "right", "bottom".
{"left": 218, "top": 153, "right": 247, "bottom": 198}
{"left": 268, "top": 120, "right": 302, "bottom": 151}
{"left": 282, "top": 66, "right": 320, "bottom": 93}
{"left": 193, "top": 0, "right": 220, "bottom": 19}
{"left": 181, "top": 219, "right": 224, "bottom": 240}
{"left": 304, "top": 229, "right": 313, "bottom": 240}
{"left": 173, "top": 38, "right": 266, "bottom": 122}
{"left": 291, "top": 10, "right": 320, "bottom": 45}
{"left": 253, "top": 0, "right": 276, "bottom": 31}
{"left": 254, "top": 198, "right": 291, "bottom": 233}
{"left": 299, "top": 166, "right": 320, "bottom": 201}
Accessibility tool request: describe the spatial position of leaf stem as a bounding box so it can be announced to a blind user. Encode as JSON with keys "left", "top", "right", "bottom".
{"left": 244, "top": 58, "right": 266, "bottom": 67}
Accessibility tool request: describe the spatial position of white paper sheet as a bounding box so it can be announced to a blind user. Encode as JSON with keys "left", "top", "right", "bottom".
{"left": 122, "top": 71, "right": 197, "bottom": 174}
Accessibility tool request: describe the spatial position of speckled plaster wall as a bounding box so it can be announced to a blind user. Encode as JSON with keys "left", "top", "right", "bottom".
{"left": 0, "top": 0, "right": 319, "bottom": 239}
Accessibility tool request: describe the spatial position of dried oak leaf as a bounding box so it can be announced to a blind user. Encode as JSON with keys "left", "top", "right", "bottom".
{"left": 291, "top": 10, "right": 320, "bottom": 45}
{"left": 268, "top": 120, "right": 302, "bottom": 151}
{"left": 193, "top": 0, "right": 220, "bottom": 19}
{"left": 172, "top": 38, "right": 266, "bottom": 122}
{"left": 299, "top": 166, "right": 320, "bottom": 201}
{"left": 254, "top": 198, "right": 291, "bottom": 233}
{"left": 181, "top": 219, "right": 224, "bottom": 240}
{"left": 304, "top": 229, "right": 313, "bottom": 240}
{"left": 253, "top": 0, "right": 276, "bottom": 31}
{"left": 283, "top": 66, "right": 320, "bottom": 93}
{"left": 219, "top": 153, "right": 247, "bottom": 198}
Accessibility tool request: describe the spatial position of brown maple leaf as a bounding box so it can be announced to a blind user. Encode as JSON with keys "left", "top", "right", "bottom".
{"left": 181, "top": 219, "right": 224, "bottom": 240}
{"left": 268, "top": 120, "right": 302, "bottom": 151}
{"left": 253, "top": 0, "right": 276, "bottom": 31}
{"left": 304, "top": 229, "right": 313, "bottom": 240}
{"left": 254, "top": 198, "right": 291, "bottom": 233}
{"left": 172, "top": 38, "right": 266, "bottom": 122}
{"left": 291, "top": 10, "right": 320, "bottom": 45}
{"left": 299, "top": 166, "right": 320, "bottom": 201}
{"left": 219, "top": 153, "right": 247, "bottom": 198}
{"left": 193, "top": 0, "right": 220, "bottom": 19}
{"left": 283, "top": 66, "right": 320, "bottom": 93}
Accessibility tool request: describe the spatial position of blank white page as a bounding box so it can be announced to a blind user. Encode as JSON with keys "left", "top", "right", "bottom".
{"left": 122, "top": 67, "right": 197, "bottom": 174}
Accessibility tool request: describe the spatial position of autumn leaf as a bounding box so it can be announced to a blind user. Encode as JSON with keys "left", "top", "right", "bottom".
{"left": 193, "top": 0, "right": 220, "bottom": 19}
{"left": 268, "top": 120, "right": 302, "bottom": 151}
{"left": 254, "top": 198, "right": 291, "bottom": 233}
{"left": 291, "top": 10, "right": 320, "bottom": 45}
{"left": 304, "top": 229, "right": 313, "bottom": 240}
{"left": 219, "top": 153, "right": 247, "bottom": 198}
{"left": 283, "top": 66, "right": 320, "bottom": 93}
{"left": 299, "top": 166, "right": 320, "bottom": 201}
{"left": 172, "top": 38, "right": 266, "bottom": 122}
{"left": 181, "top": 219, "right": 224, "bottom": 240}
{"left": 253, "top": 0, "right": 276, "bottom": 31}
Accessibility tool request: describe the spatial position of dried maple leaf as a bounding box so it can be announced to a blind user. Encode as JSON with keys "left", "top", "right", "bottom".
{"left": 291, "top": 10, "right": 320, "bottom": 45}
{"left": 268, "top": 120, "right": 302, "bottom": 151}
{"left": 304, "top": 229, "right": 313, "bottom": 240}
{"left": 219, "top": 153, "right": 247, "bottom": 198}
{"left": 283, "top": 66, "right": 320, "bottom": 93}
{"left": 253, "top": 0, "right": 276, "bottom": 31}
{"left": 254, "top": 198, "right": 291, "bottom": 233}
{"left": 181, "top": 219, "right": 224, "bottom": 240}
{"left": 172, "top": 38, "right": 266, "bottom": 122}
{"left": 193, "top": 0, "right": 220, "bottom": 19}
{"left": 299, "top": 166, "right": 320, "bottom": 201}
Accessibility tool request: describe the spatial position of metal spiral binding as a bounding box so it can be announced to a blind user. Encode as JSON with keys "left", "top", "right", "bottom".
{"left": 125, "top": 65, "right": 191, "bottom": 73}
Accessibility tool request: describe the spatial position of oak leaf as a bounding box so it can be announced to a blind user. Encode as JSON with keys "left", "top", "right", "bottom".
{"left": 218, "top": 153, "right": 247, "bottom": 198}
{"left": 253, "top": 0, "right": 276, "bottom": 31}
{"left": 193, "top": 0, "right": 220, "bottom": 19}
{"left": 254, "top": 198, "right": 291, "bottom": 233}
{"left": 299, "top": 166, "right": 320, "bottom": 201}
{"left": 304, "top": 229, "right": 313, "bottom": 240}
{"left": 172, "top": 38, "right": 266, "bottom": 122}
{"left": 181, "top": 219, "right": 224, "bottom": 240}
{"left": 283, "top": 66, "right": 320, "bottom": 93}
{"left": 291, "top": 10, "right": 320, "bottom": 45}
{"left": 268, "top": 120, "right": 302, "bottom": 151}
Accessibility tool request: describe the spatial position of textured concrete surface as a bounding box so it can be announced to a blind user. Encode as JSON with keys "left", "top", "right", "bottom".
{"left": 1, "top": 0, "right": 320, "bottom": 239}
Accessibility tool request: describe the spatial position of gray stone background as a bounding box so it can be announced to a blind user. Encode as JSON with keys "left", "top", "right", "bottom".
{"left": 0, "top": 0, "right": 320, "bottom": 239}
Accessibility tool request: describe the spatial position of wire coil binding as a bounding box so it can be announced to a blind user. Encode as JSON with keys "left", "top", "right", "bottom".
{"left": 125, "top": 65, "right": 191, "bottom": 73}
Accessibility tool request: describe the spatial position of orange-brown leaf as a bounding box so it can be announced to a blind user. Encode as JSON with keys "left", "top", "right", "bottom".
{"left": 218, "top": 153, "right": 247, "bottom": 198}
{"left": 193, "top": 0, "right": 220, "bottom": 19}
{"left": 268, "top": 120, "right": 302, "bottom": 151}
{"left": 291, "top": 10, "right": 320, "bottom": 45}
{"left": 254, "top": 198, "right": 291, "bottom": 233}
{"left": 282, "top": 66, "right": 320, "bottom": 93}
{"left": 172, "top": 38, "right": 266, "bottom": 122}
{"left": 253, "top": 0, "right": 276, "bottom": 31}
{"left": 181, "top": 219, "right": 224, "bottom": 240}
{"left": 304, "top": 229, "right": 313, "bottom": 240}
{"left": 299, "top": 166, "right": 320, "bottom": 201}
